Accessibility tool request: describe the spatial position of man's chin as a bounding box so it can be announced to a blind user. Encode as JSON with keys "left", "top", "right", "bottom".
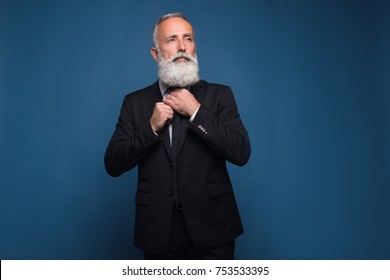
{"left": 158, "top": 58, "right": 199, "bottom": 87}
{"left": 163, "top": 78, "right": 199, "bottom": 88}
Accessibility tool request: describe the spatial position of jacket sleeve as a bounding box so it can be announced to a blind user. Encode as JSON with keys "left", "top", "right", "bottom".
{"left": 188, "top": 86, "right": 251, "bottom": 166}
{"left": 104, "top": 95, "right": 160, "bottom": 177}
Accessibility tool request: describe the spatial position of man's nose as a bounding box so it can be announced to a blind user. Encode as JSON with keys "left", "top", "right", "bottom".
{"left": 177, "top": 39, "right": 186, "bottom": 52}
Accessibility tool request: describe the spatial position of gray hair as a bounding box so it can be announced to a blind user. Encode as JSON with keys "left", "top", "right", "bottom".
{"left": 152, "top": 13, "right": 192, "bottom": 49}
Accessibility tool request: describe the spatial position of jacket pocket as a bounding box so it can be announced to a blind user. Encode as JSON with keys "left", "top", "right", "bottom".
{"left": 135, "top": 192, "right": 150, "bottom": 206}
{"left": 207, "top": 182, "right": 233, "bottom": 198}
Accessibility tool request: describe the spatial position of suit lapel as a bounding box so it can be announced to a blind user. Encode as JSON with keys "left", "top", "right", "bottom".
{"left": 175, "top": 81, "right": 206, "bottom": 157}
{"left": 190, "top": 80, "right": 206, "bottom": 103}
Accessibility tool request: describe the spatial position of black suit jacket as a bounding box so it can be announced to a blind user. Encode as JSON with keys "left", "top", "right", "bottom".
{"left": 104, "top": 80, "right": 251, "bottom": 254}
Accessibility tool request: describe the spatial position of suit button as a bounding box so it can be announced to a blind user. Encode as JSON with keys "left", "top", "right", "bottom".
{"left": 168, "top": 191, "right": 172, "bottom": 196}
{"left": 170, "top": 162, "right": 174, "bottom": 167}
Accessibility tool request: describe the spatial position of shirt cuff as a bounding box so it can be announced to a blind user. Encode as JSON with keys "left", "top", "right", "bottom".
{"left": 189, "top": 107, "right": 199, "bottom": 122}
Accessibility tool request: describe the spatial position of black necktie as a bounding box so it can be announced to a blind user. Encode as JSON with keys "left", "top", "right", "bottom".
{"left": 171, "top": 111, "right": 182, "bottom": 155}
{"left": 164, "top": 87, "right": 182, "bottom": 153}
{"left": 164, "top": 88, "right": 183, "bottom": 207}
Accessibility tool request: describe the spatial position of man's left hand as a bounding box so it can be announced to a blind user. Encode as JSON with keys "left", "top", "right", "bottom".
{"left": 163, "top": 88, "right": 200, "bottom": 118}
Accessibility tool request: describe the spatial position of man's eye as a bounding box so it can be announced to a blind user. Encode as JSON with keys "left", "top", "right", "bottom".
{"left": 167, "top": 38, "right": 175, "bottom": 43}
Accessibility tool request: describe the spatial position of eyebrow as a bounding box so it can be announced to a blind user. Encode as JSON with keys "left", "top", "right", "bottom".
{"left": 165, "top": 33, "right": 193, "bottom": 40}
{"left": 165, "top": 34, "right": 178, "bottom": 40}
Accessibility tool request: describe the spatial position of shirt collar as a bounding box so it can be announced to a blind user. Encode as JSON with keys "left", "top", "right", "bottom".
{"left": 158, "top": 80, "right": 191, "bottom": 96}
{"left": 158, "top": 80, "right": 169, "bottom": 96}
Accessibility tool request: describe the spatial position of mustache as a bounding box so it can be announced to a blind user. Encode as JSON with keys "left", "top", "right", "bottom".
{"left": 169, "top": 52, "right": 196, "bottom": 63}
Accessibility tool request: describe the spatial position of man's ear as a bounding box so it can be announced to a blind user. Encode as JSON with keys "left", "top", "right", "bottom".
{"left": 150, "top": 48, "right": 158, "bottom": 62}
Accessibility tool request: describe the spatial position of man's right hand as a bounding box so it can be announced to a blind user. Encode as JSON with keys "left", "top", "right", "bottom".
{"left": 150, "top": 102, "right": 174, "bottom": 133}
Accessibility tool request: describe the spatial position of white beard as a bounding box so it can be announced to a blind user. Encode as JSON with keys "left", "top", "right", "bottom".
{"left": 157, "top": 51, "right": 200, "bottom": 87}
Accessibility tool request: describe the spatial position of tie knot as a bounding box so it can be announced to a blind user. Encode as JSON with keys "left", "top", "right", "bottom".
{"left": 167, "top": 87, "right": 184, "bottom": 93}
{"left": 163, "top": 87, "right": 171, "bottom": 97}
{"left": 164, "top": 87, "right": 181, "bottom": 99}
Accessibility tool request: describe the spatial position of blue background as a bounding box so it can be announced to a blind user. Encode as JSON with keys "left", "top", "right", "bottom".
{"left": 1, "top": 0, "right": 389, "bottom": 259}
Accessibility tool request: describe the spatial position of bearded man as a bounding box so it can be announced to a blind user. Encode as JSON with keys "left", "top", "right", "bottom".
{"left": 104, "top": 13, "right": 251, "bottom": 259}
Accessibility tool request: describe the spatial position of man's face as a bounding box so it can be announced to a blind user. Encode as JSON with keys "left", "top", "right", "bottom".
{"left": 151, "top": 17, "right": 199, "bottom": 87}
{"left": 152, "top": 17, "right": 196, "bottom": 61}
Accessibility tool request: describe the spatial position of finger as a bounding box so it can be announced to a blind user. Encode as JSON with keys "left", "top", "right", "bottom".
{"left": 166, "top": 105, "right": 174, "bottom": 113}
{"left": 164, "top": 99, "right": 179, "bottom": 112}
{"left": 157, "top": 102, "right": 172, "bottom": 108}
{"left": 156, "top": 102, "right": 172, "bottom": 112}
{"left": 155, "top": 101, "right": 166, "bottom": 107}
{"left": 167, "top": 91, "right": 183, "bottom": 100}
{"left": 168, "top": 91, "right": 179, "bottom": 97}
{"left": 163, "top": 97, "right": 174, "bottom": 106}
{"left": 161, "top": 105, "right": 174, "bottom": 116}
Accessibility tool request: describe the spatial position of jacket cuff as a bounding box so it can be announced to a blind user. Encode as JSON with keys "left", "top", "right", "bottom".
{"left": 139, "top": 121, "right": 161, "bottom": 149}
{"left": 189, "top": 106, "right": 211, "bottom": 136}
